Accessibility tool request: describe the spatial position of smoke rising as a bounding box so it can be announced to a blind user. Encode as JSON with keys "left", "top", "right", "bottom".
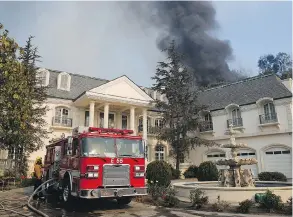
{"left": 127, "top": 1, "right": 243, "bottom": 86}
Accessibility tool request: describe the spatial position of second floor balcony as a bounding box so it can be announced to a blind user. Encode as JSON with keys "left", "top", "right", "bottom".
{"left": 138, "top": 126, "right": 162, "bottom": 135}
{"left": 227, "top": 118, "right": 243, "bottom": 128}
{"left": 259, "top": 112, "right": 278, "bottom": 125}
{"left": 52, "top": 116, "right": 72, "bottom": 127}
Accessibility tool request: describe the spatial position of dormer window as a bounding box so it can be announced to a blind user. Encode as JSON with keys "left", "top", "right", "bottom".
{"left": 36, "top": 68, "right": 50, "bottom": 86}
{"left": 57, "top": 72, "right": 71, "bottom": 91}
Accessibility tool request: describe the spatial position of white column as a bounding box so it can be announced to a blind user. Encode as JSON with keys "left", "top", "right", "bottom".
{"left": 130, "top": 107, "right": 135, "bottom": 134}
{"left": 103, "top": 103, "right": 109, "bottom": 128}
{"left": 116, "top": 112, "right": 122, "bottom": 129}
{"left": 142, "top": 108, "right": 148, "bottom": 141}
{"left": 89, "top": 101, "right": 95, "bottom": 127}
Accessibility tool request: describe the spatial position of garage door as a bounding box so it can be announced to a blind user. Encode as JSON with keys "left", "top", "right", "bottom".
{"left": 206, "top": 151, "right": 227, "bottom": 170}
{"left": 264, "top": 147, "right": 292, "bottom": 179}
{"left": 237, "top": 150, "right": 258, "bottom": 178}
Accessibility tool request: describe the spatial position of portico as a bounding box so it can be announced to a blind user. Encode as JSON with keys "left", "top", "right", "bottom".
{"left": 74, "top": 75, "right": 154, "bottom": 143}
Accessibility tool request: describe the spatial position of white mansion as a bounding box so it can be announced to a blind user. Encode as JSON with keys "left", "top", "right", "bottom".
{"left": 0, "top": 69, "right": 292, "bottom": 179}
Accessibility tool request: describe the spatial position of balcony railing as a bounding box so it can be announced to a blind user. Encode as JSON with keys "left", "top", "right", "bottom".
{"left": 259, "top": 113, "right": 278, "bottom": 124}
{"left": 227, "top": 118, "right": 243, "bottom": 128}
{"left": 199, "top": 121, "right": 213, "bottom": 132}
{"left": 52, "top": 116, "right": 72, "bottom": 127}
{"left": 138, "top": 126, "right": 162, "bottom": 135}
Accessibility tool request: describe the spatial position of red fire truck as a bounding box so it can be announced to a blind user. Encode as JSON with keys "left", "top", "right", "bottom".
{"left": 43, "top": 126, "right": 147, "bottom": 206}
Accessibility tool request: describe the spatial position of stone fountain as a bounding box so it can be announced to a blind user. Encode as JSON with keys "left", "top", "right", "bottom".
{"left": 173, "top": 124, "right": 292, "bottom": 203}
{"left": 217, "top": 125, "right": 258, "bottom": 187}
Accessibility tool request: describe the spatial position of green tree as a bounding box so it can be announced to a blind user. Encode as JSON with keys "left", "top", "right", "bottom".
{"left": 152, "top": 41, "right": 218, "bottom": 170}
{"left": 0, "top": 23, "right": 49, "bottom": 176}
{"left": 258, "top": 52, "right": 292, "bottom": 79}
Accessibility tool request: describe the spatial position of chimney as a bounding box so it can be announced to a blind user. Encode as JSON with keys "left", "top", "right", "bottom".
{"left": 282, "top": 78, "right": 292, "bottom": 92}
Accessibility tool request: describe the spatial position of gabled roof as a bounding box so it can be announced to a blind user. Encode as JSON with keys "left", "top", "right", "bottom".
{"left": 197, "top": 74, "right": 292, "bottom": 111}
{"left": 46, "top": 69, "right": 291, "bottom": 111}
{"left": 47, "top": 69, "right": 108, "bottom": 100}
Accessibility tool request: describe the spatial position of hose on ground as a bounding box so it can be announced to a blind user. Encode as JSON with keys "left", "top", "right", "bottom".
{"left": 27, "top": 178, "right": 56, "bottom": 217}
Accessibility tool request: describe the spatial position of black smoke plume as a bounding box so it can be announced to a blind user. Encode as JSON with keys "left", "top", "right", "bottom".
{"left": 127, "top": 1, "right": 244, "bottom": 86}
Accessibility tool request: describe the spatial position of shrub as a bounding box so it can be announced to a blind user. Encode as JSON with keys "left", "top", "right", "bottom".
{"left": 146, "top": 161, "right": 172, "bottom": 187}
{"left": 258, "top": 190, "right": 284, "bottom": 212}
{"left": 285, "top": 197, "right": 292, "bottom": 215}
{"left": 161, "top": 186, "right": 179, "bottom": 207}
{"left": 147, "top": 183, "right": 179, "bottom": 207}
{"left": 168, "top": 164, "right": 181, "bottom": 180}
{"left": 189, "top": 188, "right": 208, "bottom": 209}
{"left": 197, "top": 161, "right": 218, "bottom": 181}
{"left": 147, "top": 183, "right": 165, "bottom": 200}
{"left": 19, "top": 178, "right": 35, "bottom": 187}
{"left": 237, "top": 199, "right": 254, "bottom": 213}
{"left": 211, "top": 196, "right": 230, "bottom": 212}
{"left": 183, "top": 165, "right": 198, "bottom": 178}
{"left": 258, "top": 172, "right": 287, "bottom": 182}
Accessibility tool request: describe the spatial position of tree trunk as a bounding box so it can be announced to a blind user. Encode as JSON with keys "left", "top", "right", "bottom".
{"left": 176, "top": 154, "right": 180, "bottom": 171}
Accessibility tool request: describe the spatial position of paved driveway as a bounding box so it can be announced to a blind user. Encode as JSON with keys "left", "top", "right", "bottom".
{"left": 0, "top": 187, "right": 284, "bottom": 217}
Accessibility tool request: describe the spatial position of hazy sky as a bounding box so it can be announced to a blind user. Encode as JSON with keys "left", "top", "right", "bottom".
{"left": 0, "top": 1, "right": 292, "bottom": 87}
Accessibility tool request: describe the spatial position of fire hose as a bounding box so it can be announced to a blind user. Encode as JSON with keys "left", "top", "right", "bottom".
{"left": 27, "top": 178, "right": 56, "bottom": 217}
{"left": 0, "top": 178, "right": 56, "bottom": 217}
{"left": 0, "top": 196, "right": 31, "bottom": 217}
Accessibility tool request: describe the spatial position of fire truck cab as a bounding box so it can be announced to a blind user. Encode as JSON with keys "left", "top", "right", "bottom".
{"left": 43, "top": 126, "right": 147, "bottom": 206}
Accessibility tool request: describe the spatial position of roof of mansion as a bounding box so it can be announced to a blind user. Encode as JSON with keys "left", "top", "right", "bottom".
{"left": 46, "top": 69, "right": 292, "bottom": 111}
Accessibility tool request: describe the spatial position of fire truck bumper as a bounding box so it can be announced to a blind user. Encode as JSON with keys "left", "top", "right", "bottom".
{"left": 78, "top": 187, "right": 148, "bottom": 199}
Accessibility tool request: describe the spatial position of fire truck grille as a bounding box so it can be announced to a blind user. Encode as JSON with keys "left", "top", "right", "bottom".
{"left": 103, "top": 164, "right": 130, "bottom": 186}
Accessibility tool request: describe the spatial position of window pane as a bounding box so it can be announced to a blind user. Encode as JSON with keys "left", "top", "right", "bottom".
{"left": 81, "top": 137, "right": 115, "bottom": 157}
{"left": 62, "top": 109, "right": 69, "bottom": 116}
{"left": 116, "top": 138, "right": 144, "bottom": 157}
{"left": 122, "top": 115, "right": 127, "bottom": 129}
{"left": 55, "top": 108, "right": 62, "bottom": 116}
{"left": 85, "top": 111, "right": 89, "bottom": 127}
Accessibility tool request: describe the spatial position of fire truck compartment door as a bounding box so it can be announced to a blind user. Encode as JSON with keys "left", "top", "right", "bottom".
{"left": 55, "top": 146, "right": 62, "bottom": 161}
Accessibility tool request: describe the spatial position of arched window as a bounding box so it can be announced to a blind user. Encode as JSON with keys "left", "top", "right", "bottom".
{"left": 54, "top": 107, "right": 72, "bottom": 127}
{"left": 155, "top": 145, "right": 165, "bottom": 161}
{"left": 57, "top": 72, "right": 71, "bottom": 91}
{"left": 204, "top": 113, "right": 212, "bottom": 122}
{"left": 256, "top": 98, "right": 278, "bottom": 124}
{"left": 264, "top": 103, "right": 276, "bottom": 118}
{"left": 200, "top": 113, "right": 213, "bottom": 132}
{"left": 228, "top": 108, "right": 242, "bottom": 127}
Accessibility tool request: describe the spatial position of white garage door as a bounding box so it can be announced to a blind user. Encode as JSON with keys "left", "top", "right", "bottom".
{"left": 237, "top": 150, "right": 258, "bottom": 178}
{"left": 206, "top": 151, "right": 227, "bottom": 170}
{"left": 264, "top": 147, "right": 292, "bottom": 179}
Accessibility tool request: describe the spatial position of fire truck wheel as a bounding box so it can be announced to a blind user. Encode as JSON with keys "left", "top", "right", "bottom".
{"left": 62, "top": 179, "right": 73, "bottom": 206}
{"left": 116, "top": 197, "right": 132, "bottom": 206}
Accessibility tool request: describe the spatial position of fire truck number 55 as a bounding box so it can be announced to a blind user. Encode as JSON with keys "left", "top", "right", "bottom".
{"left": 111, "top": 158, "right": 123, "bottom": 164}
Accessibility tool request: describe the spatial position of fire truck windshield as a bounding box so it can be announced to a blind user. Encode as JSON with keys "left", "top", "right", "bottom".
{"left": 81, "top": 137, "right": 116, "bottom": 157}
{"left": 116, "top": 138, "right": 144, "bottom": 158}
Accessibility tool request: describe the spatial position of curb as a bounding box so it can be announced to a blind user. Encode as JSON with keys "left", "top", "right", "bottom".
{"left": 175, "top": 197, "right": 286, "bottom": 217}
{"left": 177, "top": 209, "right": 285, "bottom": 217}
